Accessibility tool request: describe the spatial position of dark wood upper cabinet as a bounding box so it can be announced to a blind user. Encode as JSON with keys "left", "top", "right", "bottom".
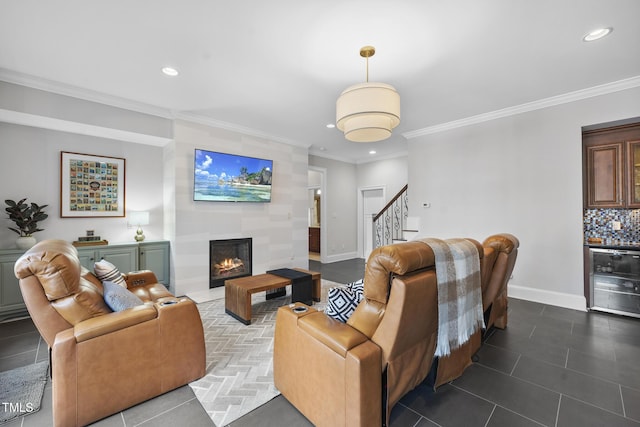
{"left": 626, "top": 139, "right": 640, "bottom": 208}
{"left": 584, "top": 142, "right": 623, "bottom": 207}
{"left": 583, "top": 123, "right": 640, "bottom": 209}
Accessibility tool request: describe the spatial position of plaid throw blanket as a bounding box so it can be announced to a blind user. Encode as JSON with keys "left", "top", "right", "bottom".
{"left": 419, "top": 238, "right": 484, "bottom": 357}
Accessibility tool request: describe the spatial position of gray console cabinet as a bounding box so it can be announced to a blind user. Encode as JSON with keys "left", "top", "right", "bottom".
{"left": 0, "top": 241, "right": 170, "bottom": 321}
{"left": 76, "top": 244, "right": 139, "bottom": 275}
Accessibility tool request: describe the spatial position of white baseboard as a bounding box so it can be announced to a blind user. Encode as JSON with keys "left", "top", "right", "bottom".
{"left": 323, "top": 251, "right": 359, "bottom": 264}
{"left": 508, "top": 284, "right": 587, "bottom": 312}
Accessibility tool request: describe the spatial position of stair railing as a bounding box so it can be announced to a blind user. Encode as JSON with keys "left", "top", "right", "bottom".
{"left": 372, "top": 184, "right": 408, "bottom": 249}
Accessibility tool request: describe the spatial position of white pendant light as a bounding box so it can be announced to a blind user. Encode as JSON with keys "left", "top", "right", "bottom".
{"left": 336, "top": 46, "right": 400, "bottom": 143}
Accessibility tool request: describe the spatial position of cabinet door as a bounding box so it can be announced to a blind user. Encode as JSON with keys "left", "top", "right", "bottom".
{"left": 139, "top": 242, "right": 170, "bottom": 285}
{"left": 309, "top": 227, "right": 320, "bottom": 252}
{"left": 0, "top": 253, "right": 25, "bottom": 318}
{"left": 96, "top": 246, "right": 138, "bottom": 274}
{"left": 76, "top": 248, "right": 97, "bottom": 271}
{"left": 585, "top": 143, "right": 624, "bottom": 208}
{"left": 626, "top": 140, "right": 640, "bottom": 208}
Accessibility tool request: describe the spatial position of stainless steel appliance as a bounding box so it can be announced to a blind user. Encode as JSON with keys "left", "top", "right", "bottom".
{"left": 589, "top": 248, "right": 640, "bottom": 318}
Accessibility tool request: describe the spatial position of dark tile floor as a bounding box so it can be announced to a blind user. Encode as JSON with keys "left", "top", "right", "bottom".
{"left": 308, "top": 257, "right": 367, "bottom": 285}
{"left": 0, "top": 316, "right": 214, "bottom": 427}
{"left": 234, "top": 260, "right": 640, "bottom": 427}
{"left": 2, "top": 258, "right": 640, "bottom": 426}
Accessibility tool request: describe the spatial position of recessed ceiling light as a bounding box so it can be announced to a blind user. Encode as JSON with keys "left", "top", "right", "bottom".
{"left": 369, "top": 150, "right": 376, "bottom": 155}
{"left": 583, "top": 27, "right": 613, "bottom": 42}
{"left": 162, "top": 66, "right": 179, "bottom": 76}
{"left": 326, "top": 123, "right": 335, "bottom": 129}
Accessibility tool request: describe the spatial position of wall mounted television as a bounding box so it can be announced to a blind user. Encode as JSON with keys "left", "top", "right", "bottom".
{"left": 194, "top": 149, "right": 273, "bottom": 202}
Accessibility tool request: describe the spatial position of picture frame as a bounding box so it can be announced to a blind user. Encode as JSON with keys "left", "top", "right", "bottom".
{"left": 60, "top": 151, "right": 126, "bottom": 217}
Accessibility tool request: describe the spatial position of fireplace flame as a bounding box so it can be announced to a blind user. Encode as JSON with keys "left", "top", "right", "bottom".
{"left": 213, "top": 257, "right": 245, "bottom": 276}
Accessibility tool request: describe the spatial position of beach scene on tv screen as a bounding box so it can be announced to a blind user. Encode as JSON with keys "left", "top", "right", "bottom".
{"left": 194, "top": 150, "right": 272, "bottom": 202}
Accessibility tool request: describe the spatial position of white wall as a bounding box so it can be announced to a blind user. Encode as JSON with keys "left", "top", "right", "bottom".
{"left": 0, "top": 82, "right": 171, "bottom": 250}
{"left": 308, "top": 155, "right": 358, "bottom": 262}
{"left": 0, "top": 82, "right": 315, "bottom": 299}
{"left": 306, "top": 155, "right": 409, "bottom": 262}
{"left": 0, "top": 122, "right": 165, "bottom": 248}
{"left": 170, "top": 120, "right": 309, "bottom": 296}
{"left": 408, "top": 86, "right": 640, "bottom": 310}
{"left": 357, "top": 156, "right": 408, "bottom": 198}
{"left": 356, "top": 156, "right": 409, "bottom": 257}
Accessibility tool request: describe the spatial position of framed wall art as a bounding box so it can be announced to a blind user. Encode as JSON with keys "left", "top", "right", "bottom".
{"left": 60, "top": 151, "right": 126, "bottom": 217}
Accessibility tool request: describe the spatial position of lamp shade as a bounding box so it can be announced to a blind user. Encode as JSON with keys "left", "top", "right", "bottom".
{"left": 336, "top": 82, "right": 401, "bottom": 142}
{"left": 129, "top": 211, "right": 149, "bottom": 226}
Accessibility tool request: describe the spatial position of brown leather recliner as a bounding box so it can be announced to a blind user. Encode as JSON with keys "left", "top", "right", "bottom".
{"left": 274, "top": 234, "right": 519, "bottom": 427}
{"left": 433, "top": 233, "right": 519, "bottom": 389}
{"left": 14, "top": 239, "right": 206, "bottom": 427}
{"left": 480, "top": 233, "right": 519, "bottom": 331}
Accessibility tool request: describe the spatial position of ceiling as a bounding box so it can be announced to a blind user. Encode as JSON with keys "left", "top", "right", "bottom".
{"left": 1, "top": 1, "right": 640, "bottom": 163}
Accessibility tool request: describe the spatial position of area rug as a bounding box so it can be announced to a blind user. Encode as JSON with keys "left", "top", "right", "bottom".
{"left": 0, "top": 361, "right": 49, "bottom": 423}
{"left": 190, "top": 279, "right": 340, "bottom": 426}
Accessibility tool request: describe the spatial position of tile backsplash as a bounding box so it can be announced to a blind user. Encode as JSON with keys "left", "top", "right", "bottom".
{"left": 584, "top": 208, "right": 640, "bottom": 243}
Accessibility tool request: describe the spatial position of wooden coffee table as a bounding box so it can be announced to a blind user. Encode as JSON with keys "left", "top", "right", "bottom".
{"left": 225, "top": 268, "right": 321, "bottom": 324}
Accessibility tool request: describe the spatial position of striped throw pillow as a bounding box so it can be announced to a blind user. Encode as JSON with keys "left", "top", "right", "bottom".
{"left": 94, "top": 259, "right": 127, "bottom": 287}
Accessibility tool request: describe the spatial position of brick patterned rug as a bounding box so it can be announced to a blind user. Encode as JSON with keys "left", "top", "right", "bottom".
{"left": 189, "top": 279, "right": 340, "bottom": 426}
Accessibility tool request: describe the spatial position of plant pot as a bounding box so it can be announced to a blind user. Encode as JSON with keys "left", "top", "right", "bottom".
{"left": 16, "top": 236, "right": 36, "bottom": 250}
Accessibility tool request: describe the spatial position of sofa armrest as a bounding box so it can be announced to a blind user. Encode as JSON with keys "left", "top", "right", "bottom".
{"left": 298, "top": 309, "right": 369, "bottom": 357}
{"left": 73, "top": 303, "right": 157, "bottom": 342}
{"left": 123, "top": 270, "right": 158, "bottom": 288}
{"left": 274, "top": 304, "right": 382, "bottom": 426}
{"left": 51, "top": 293, "right": 205, "bottom": 427}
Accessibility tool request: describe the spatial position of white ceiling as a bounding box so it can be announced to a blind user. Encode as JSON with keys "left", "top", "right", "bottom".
{"left": 1, "top": 0, "right": 640, "bottom": 163}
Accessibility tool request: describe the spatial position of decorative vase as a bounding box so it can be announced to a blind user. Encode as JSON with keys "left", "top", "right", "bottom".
{"left": 16, "top": 236, "right": 36, "bottom": 250}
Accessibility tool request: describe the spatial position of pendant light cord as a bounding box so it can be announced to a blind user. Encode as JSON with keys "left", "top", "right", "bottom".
{"left": 360, "top": 46, "right": 375, "bottom": 83}
{"left": 366, "top": 56, "right": 369, "bottom": 82}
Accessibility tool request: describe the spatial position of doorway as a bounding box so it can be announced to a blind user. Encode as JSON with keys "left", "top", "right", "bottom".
{"left": 358, "top": 186, "right": 386, "bottom": 259}
{"left": 308, "top": 167, "right": 326, "bottom": 262}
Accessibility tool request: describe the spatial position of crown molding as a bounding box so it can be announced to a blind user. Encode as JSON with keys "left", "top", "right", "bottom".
{"left": 355, "top": 149, "right": 408, "bottom": 165}
{"left": 174, "top": 111, "right": 310, "bottom": 149}
{"left": 307, "top": 145, "right": 408, "bottom": 165}
{"left": 0, "top": 68, "right": 174, "bottom": 119}
{"left": 0, "top": 109, "right": 172, "bottom": 146}
{"left": 0, "top": 69, "right": 312, "bottom": 149}
{"left": 403, "top": 75, "right": 640, "bottom": 139}
{"left": 308, "top": 149, "right": 356, "bottom": 164}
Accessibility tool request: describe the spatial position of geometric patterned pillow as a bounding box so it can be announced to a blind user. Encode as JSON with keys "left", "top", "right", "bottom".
{"left": 325, "top": 286, "right": 360, "bottom": 323}
{"left": 347, "top": 278, "right": 364, "bottom": 300}
{"left": 94, "top": 259, "right": 127, "bottom": 287}
{"left": 325, "top": 278, "right": 365, "bottom": 323}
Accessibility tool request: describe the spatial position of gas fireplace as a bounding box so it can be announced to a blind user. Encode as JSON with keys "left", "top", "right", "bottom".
{"left": 209, "top": 238, "right": 252, "bottom": 288}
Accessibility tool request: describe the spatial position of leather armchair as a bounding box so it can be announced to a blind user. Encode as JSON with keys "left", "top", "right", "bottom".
{"left": 432, "top": 234, "right": 519, "bottom": 388}
{"left": 480, "top": 233, "right": 519, "bottom": 330}
{"left": 275, "top": 240, "right": 441, "bottom": 426}
{"left": 274, "top": 234, "right": 518, "bottom": 427}
{"left": 14, "top": 240, "right": 206, "bottom": 427}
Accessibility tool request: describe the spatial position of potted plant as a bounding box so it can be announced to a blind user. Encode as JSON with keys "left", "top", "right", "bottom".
{"left": 5, "top": 198, "right": 48, "bottom": 250}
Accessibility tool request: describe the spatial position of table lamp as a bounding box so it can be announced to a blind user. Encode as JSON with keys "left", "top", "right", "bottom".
{"left": 129, "top": 211, "right": 150, "bottom": 242}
